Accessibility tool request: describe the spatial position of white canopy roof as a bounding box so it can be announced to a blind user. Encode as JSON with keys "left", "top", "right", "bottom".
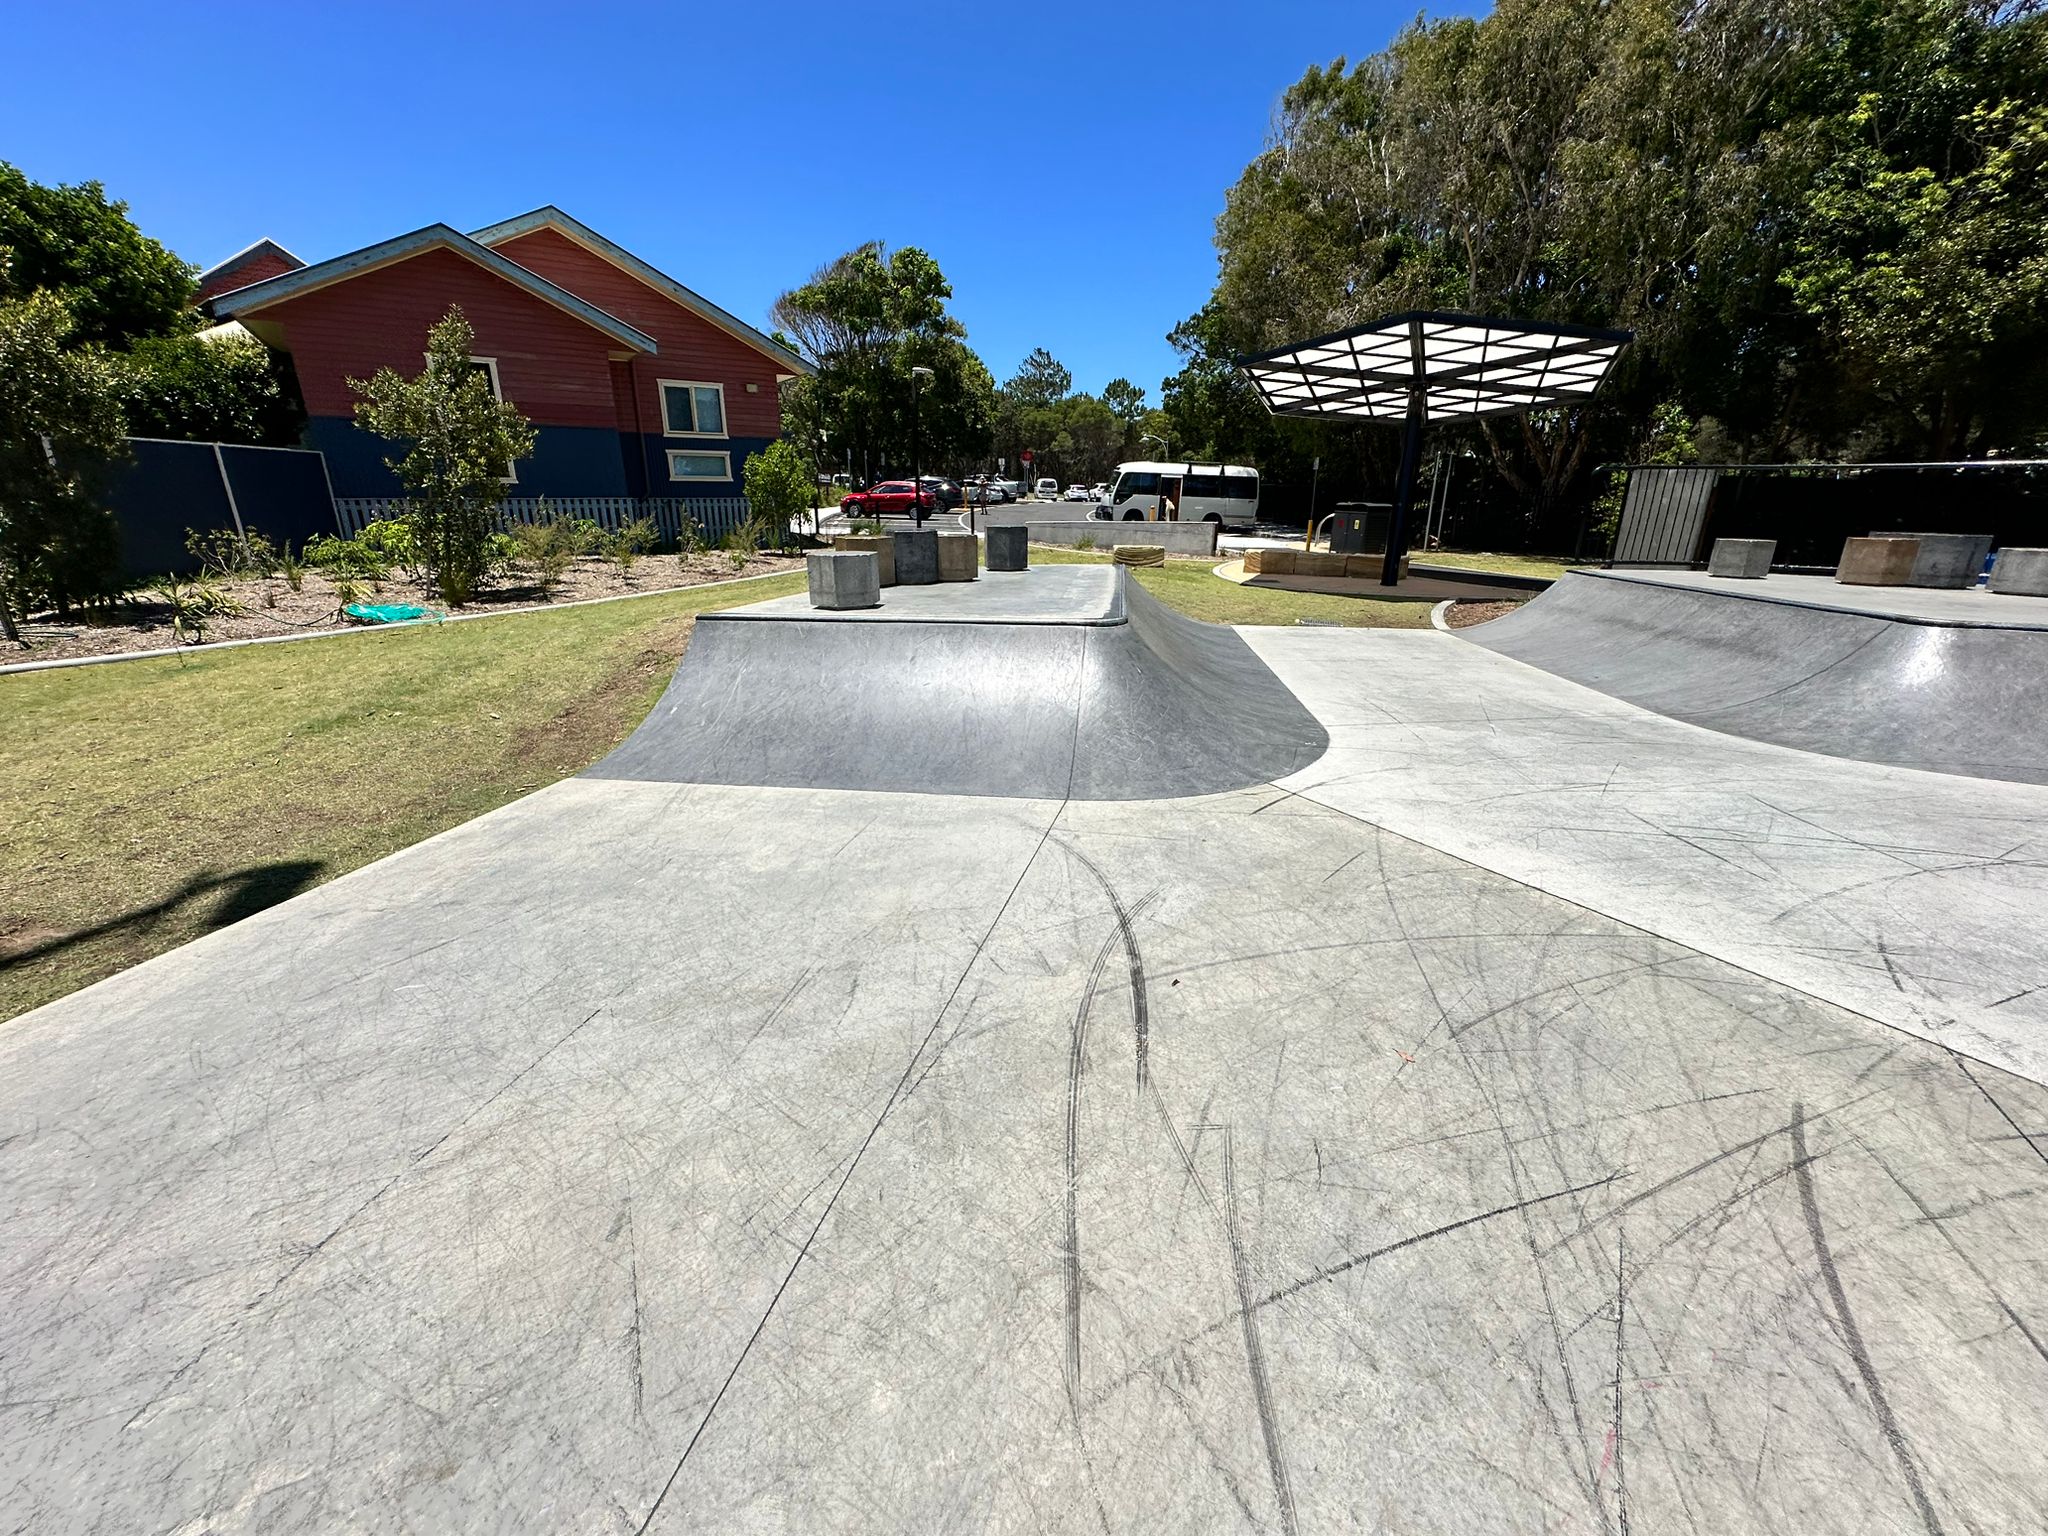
{"left": 1237, "top": 311, "right": 1631, "bottom": 423}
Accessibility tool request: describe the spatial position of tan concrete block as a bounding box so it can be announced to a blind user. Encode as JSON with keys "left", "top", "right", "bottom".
{"left": 1245, "top": 548, "right": 1296, "bottom": 575}
{"left": 936, "top": 532, "right": 978, "bottom": 582}
{"left": 1837, "top": 536, "right": 1917, "bottom": 586}
{"left": 1112, "top": 545, "right": 1166, "bottom": 567}
{"left": 833, "top": 534, "right": 895, "bottom": 586}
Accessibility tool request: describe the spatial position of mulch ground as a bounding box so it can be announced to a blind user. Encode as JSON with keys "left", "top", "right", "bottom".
{"left": 1443, "top": 598, "right": 1529, "bottom": 628}
{"left": 5, "top": 551, "right": 807, "bottom": 663}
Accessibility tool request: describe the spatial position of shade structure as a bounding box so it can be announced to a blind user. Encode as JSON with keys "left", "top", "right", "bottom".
{"left": 1238, "top": 311, "right": 1633, "bottom": 583}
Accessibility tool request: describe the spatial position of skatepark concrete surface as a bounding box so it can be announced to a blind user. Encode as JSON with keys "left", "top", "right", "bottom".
{"left": 6, "top": 569, "right": 2048, "bottom": 1534}
{"left": 1468, "top": 569, "right": 2048, "bottom": 784}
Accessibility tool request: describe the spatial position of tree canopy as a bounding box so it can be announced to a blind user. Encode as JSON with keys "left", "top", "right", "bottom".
{"left": 1162, "top": 0, "right": 2048, "bottom": 533}
{"left": 773, "top": 243, "right": 994, "bottom": 482}
{"left": 0, "top": 162, "right": 194, "bottom": 347}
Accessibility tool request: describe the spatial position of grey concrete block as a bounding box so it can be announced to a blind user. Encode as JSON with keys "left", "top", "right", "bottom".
{"left": 832, "top": 534, "right": 894, "bottom": 586}
{"left": 986, "top": 524, "right": 1029, "bottom": 572}
{"left": 1837, "top": 536, "right": 1916, "bottom": 586}
{"left": 892, "top": 528, "right": 939, "bottom": 585}
{"left": 936, "top": 532, "right": 978, "bottom": 582}
{"left": 805, "top": 550, "right": 880, "bottom": 610}
{"left": 1707, "top": 537, "right": 1774, "bottom": 578}
{"left": 1872, "top": 531, "right": 1994, "bottom": 588}
{"left": 1012, "top": 519, "right": 1220, "bottom": 556}
{"left": 1989, "top": 547, "right": 2048, "bottom": 596}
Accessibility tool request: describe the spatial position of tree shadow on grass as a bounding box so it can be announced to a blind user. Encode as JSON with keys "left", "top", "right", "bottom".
{"left": 0, "top": 860, "right": 327, "bottom": 973}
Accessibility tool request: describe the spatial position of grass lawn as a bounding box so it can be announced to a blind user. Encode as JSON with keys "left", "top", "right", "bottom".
{"left": 1030, "top": 546, "right": 1436, "bottom": 628}
{"left": 0, "top": 574, "right": 805, "bottom": 1023}
{"left": 1418, "top": 550, "right": 1586, "bottom": 580}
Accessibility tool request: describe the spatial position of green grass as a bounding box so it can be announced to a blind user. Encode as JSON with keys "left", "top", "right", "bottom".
{"left": 1029, "top": 545, "right": 1437, "bottom": 628}
{"left": 0, "top": 574, "right": 806, "bottom": 1023}
{"left": 1417, "top": 550, "right": 1585, "bottom": 580}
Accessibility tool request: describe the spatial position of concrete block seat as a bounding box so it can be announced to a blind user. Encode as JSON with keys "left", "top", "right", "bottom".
{"left": 892, "top": 528, "right": 939, "bottom": 585}
{"left": 806, "top": 550, "right": 880, "bottom": 610}
{"left": 986, "top": 524, "right": 1029, "bottom": 572}
{"left": 1871, "top": 531, "right": 1994, "bottom": 588}
{"left": 1837, "top": 536, "right": 1917, "bottom": 586}
{"left": 1990, "top": 547, "right": 2048, "bottom": 596}
{"left": 1708, "top": 537, "right": 1774, "bottom": 578}
{"left": 936, "top": 532, "right": 978, "bottom": 582}
{"left": 832, "top": 534, "right": 895, "bottom": 586}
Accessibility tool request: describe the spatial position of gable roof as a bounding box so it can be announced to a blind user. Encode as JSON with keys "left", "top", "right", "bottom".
{"left": 468, "top": 207, "right": 811, "bottom": 376}
{"left": 196, "top": 237, "right": 305, "bottom": 291}
{"left": 205, "top": 224, "right": 658, "bottom": 354}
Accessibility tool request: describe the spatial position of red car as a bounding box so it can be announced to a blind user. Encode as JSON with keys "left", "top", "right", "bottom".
{"left": 840, "top": 480, "right": 939, "bottom": 518}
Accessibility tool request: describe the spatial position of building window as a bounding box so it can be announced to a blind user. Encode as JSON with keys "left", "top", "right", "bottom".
{"left": 469, "top": 356, "right": 504, "bottom": 400}
{"left": 469, "top": 356, "right": 515, "bottom": 483}
{"left": 667, "top": 450, "right": 732, "bottom": 482}
{"left": 659, "top": 380, "right": 726, "bottom": 437}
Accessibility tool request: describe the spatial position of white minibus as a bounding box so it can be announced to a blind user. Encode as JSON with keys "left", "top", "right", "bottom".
{"left": 1099, "top": 462, "right": 1260, "bottom": 528}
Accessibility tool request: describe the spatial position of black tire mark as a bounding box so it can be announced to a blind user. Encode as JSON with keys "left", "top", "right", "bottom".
{"left": 1790, "top": 1104, "right": 1948, "bottom": 1536}
{"left": 1062, "top": 889, "right": 1164, "bottom": 1428}
{"left": 1219, "top": 1126, "right": 1301, "bottom": 1536}
{"left": 1062, "top": 843, "right": 1154, "bottom": 1094}
{"left": 1949, "top": 1050, "right": 2048, "bottom": 1172}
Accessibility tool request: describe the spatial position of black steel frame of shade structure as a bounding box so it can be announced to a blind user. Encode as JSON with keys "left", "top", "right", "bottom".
{"left": 1237, "top": 312, "right": 1633, "bottom": 585}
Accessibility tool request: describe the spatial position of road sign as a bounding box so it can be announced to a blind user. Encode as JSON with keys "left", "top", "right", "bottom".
{"left": 1021, "top": 449, "right": 1035, "bottom": 464}
{"left": 997, "top": 457, "right": 1005, "bottom": 471}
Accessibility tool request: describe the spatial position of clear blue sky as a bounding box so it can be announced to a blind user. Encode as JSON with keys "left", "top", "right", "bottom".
{"left": 3, "top": 1, "right": 1466, "bottom": 401}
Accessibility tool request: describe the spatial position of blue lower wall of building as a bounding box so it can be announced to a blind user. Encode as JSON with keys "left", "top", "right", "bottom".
{"left": 306, "top": 419, "right": 784, "bottom": 501}
{"left": 307, "top": 418, "right": 632, "bottom": 499}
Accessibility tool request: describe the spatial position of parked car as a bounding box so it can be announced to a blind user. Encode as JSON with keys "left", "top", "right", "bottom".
{"left": 1063, "top": 484, "right": 1094, "bottom": 501}
{"left": 917, "top": 475, "right": 963, "bottom": 510}
{"left": 839, "top": 480, "right": 939, "bottom": 519}
{"left": 986, "top": 477, "right": 1023, "bottom": 501}
{"left": 964, "top": 482, "right": 1009, "bottom": 506}
{"left": 1034, "top": 478, "right": 1060, "bottom": 500}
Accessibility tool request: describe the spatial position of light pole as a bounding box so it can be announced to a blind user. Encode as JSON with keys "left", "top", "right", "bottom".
{"left": 1140, "top": 432, "right": 1172, "bottom": 519}
{"left": 909, "top": 365, "right": 934, "bottom": 525}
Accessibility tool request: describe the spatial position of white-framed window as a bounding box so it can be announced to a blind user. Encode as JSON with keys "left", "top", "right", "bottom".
{"left": 659, "top": 379, "right": 727, "bottom": 437}
{"left": 466, "top": 355, "right": 516, "bottom": 483}
{"left": 667, "top": 450, "right": 732, "bottom": 482}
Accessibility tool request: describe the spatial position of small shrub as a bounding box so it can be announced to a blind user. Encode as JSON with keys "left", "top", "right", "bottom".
{"left": 1075, "top": 534, "right": 1097, "bottom": 551}
{"left": 674, "top": 516, "right": 704, "bottom": 556}
{"left": 505, "top": 506, "right": 600, "bottom": 598}
{"left": 185, "top": 525, "right": 280, "bottom": 578}
{"left": 150, "top": 575, "right": 242, "bottom": 644}
{"left": 302, "top": 533, "right": 390, "bottom": 581}
{"left": 279, "top": 545, "right": 304, "bottom": 591}
{"left": 722, "top": 510, "right": 776, "bottom": 555}
{"left": 357, "top": 518, "right": 420, "bottom": 574}
{"left": 331, "top": 574, "right": 367, "bottom": 609}
{"left": 727, "top": 549, "right": 747, "bottom": 572}
{"left": 850, "top": 516, "right": 885, "bottom": 536}
{"left": 603, "top": 517, "right": 659, "bottom": 583}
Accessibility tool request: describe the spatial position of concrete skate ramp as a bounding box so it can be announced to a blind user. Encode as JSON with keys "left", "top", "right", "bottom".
{"left": 588, "top": 569, "right": 1328, "bottom": 799}
{"left": 1466, "top": 569, "right": 2048, "bottom": 783}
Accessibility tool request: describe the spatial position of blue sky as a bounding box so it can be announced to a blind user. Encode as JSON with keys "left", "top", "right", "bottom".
{"left": 3, "top": 1, "right": 1464, "bottom": 401}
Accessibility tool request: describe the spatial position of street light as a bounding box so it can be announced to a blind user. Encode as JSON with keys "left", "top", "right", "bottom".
{"left": 1140, "top": 430, "right": 1170, "bottom": 459}
{"left": 910, "top": 365, "right": 935, "bottom": 526}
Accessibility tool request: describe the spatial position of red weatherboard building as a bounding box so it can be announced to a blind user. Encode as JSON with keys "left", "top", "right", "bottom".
{"left": 199, "top": 209, "right": 810, "bottom": 502}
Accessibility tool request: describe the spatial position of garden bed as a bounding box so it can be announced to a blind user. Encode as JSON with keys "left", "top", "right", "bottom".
{"left": 5, "top": 551, "right": 807, "bottom": 663}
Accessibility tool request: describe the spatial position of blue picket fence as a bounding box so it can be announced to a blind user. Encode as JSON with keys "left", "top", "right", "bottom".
{"left": 333, "top": 496, "right": 756, "bottom": 546}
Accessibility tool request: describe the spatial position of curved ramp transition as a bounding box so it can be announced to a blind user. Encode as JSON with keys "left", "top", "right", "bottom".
{"left": 1466, "top": 569, "right": 2048, "bottom": 784}
{"left": 589, "top": 568, "right": 1329, "bottom": 799}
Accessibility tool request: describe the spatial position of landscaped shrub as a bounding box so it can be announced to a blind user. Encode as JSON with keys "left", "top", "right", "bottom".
{"left": 302, "top": 533, "right": 391, "bottom": 582}
{"left": 149, "top": 575, "right": 242, "bottom": 644}
{"left": 185, "top": 525, "right": 280, "bottom": 579}
{"left": 505, "top": 508, "right": 600, "bottom": 598}
{"left": 356, "top": 518, "right": 419, "bottom": 574}
{"left": 603, "top": 517, "right": 658, "bottom": 583}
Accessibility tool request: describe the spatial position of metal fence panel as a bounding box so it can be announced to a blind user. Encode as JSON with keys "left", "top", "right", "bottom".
{"left": 1611, "top": 467, "right": 1720, "bottom": 565}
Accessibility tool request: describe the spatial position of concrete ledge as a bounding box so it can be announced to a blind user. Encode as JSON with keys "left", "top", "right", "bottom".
{"left": 1027, "top": 521, "right": 1218, "bottom": 556}
{"left": 832, "top": 534, "right": 895, "bottom": 586}
{"left": 986, "top": 524, "right": 1028, "bottom": 571}
{"left": 1872, "top": 531, "right": 1993, "bottom": 588}
{"left": 1837, "top": 536, "right": 1917, "bottom": 586}
{"left": 806, "top": 551, "right": 881, "bottom": 610}
{"left": 936, "top": 532, "right": 977, "bottom": 582}
{"left": 1990, "top": 547, "right": 2048, "bottom": 597}
{"left": 892, "top": 528, "right": 939, "bottom": 585}
{"left": 1708, "top": 538, "right": 1774, "bottom": 578}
